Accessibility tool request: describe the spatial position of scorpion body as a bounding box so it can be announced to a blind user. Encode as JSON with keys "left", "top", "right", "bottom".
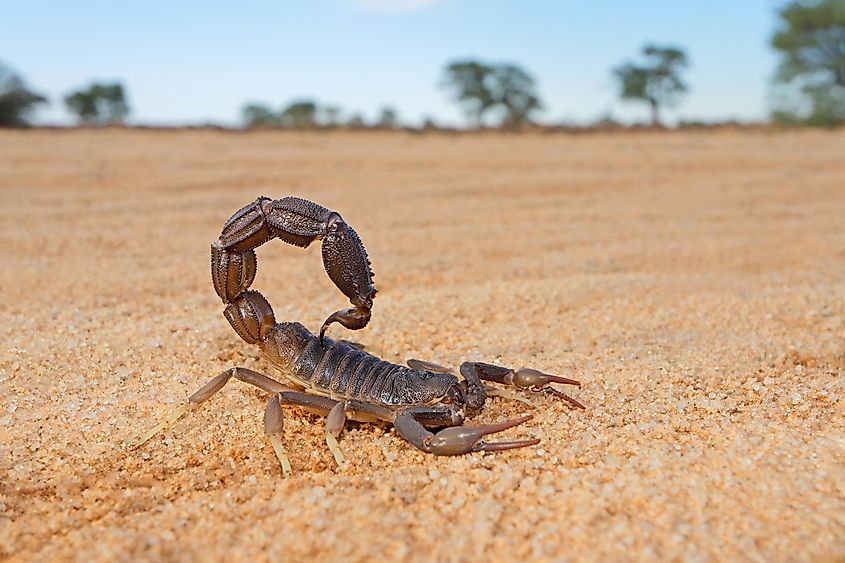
{"left": 131, "top": 196, "right": 583, "bottom": 475}
{"left": 261, "top": 324, "right": 457, "bottom": 408}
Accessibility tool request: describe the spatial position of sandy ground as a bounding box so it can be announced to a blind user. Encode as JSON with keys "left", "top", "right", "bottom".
{"left": 0, "top": 129, "right": 843, "bottom": 561}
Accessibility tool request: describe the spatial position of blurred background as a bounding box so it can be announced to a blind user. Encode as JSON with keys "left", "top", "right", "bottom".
{"left": 2, "top": 0, "right": 843, "bottom": 130}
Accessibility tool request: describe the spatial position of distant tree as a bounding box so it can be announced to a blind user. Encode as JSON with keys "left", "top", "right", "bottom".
{"left": 64, "top": 82, "right": 129, "bottom": 125}
{"left": 0, "top": 62, "right": 47, "bottom": 127}
{"left": 279, "top": 100, "right": 317, "bottom": 128}
{"left": 592, "top": 111, "right": 623, "bottom": 129}
{"left": 493, "top": 64, "right": 542, "bottom": 129}
{"left": 612, "top": 44, "right": 689, "bottom": 126}
{"left": 346, "top": 113, "right": 366, "bottom": 129}
{"left": 242, "top": 103, "right": 279, "bottom": 127}
{"left": 440, "top": 60, "right": 497, "bottom": 126}
{"left": 323, "top": 105, "right": 342, "bottom": 127}
{"left": 377, "top": 105, "right": 399, "bottom": 128}
{"left": 771, "top": 0, "right": 845, "bottom": 126}
{"left": 422, "top": 115, "right": 437, "bottom": 130}
{"left": 441, "top": 59, "right": 543, "bottom": 128}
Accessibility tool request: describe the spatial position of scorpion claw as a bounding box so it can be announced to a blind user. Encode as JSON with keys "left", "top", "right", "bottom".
{"left": 542, "top": 386, "right": 587, "bottom": 409}
{"left": 508, "top": 368, "right": 586, "bottom": 409}
{"left": 473, "top": 438, "right": 541, "bottom": 452}
{"left": 513, "top": 368, "right": 580, "bottom": 389}
{"left": 427, "top": 414, "right": 536, "bottom": 456}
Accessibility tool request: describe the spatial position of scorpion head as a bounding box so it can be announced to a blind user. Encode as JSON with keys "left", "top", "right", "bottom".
{"left": 441, "top": 379, "right": 487, "bottom": 419}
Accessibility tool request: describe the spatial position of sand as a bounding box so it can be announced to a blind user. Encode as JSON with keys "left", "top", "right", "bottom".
{"left": 0, "top": 128, "right": 843, "bottom": 561}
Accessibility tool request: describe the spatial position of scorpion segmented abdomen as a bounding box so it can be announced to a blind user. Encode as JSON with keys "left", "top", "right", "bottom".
{"left": 313, "top": 344, "right": 349, "bottom": 390}
{"left": 348, "top": 354, "right": 380, "bottom": 398}
{"left": 362, "top": 362, "right": 396, "bottom": 403}
{"left": 291, "top": 335, "right": 324, "bottom": 383}
{"left": 331, "top": 349, "right": 364, "bottom": 396}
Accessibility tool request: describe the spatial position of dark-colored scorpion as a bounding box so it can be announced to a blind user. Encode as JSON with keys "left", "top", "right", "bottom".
{"left": 129, "top": 196, "right": 584, "bottom": 475}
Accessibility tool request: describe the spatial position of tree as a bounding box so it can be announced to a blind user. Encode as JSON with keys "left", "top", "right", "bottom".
{"left": 612, "top": 45, "right": 689, "bottom": 126}
{"left": 323, "top": 105, "right": 342, "bottom": 127}
{"left": 771, "top": 0, "right": 845, "bottom": 126}
{"left": 440, "top": 60, "right": 497, "bottom": 126}
{"left": 64, "top": 82, "right": 129, "bottom": 125}
{"left": 242, "top": 103, "right": 279, "bottom": 127}
{"left": 441, "top": 59, "right": 542, "bottom": 128}
{"left": 346, "top": 113, "right": 366, "bottom": 129}
{"left": 494, "top": 64, "right": 542, "bottom": 129}
{"left": 0, "top": 62, "right": 47, "bottom": 127}
{"left": 279, "top": 100, "right": 317, "bottom": 128}
{"left": 377, "top": 105, "right": 399, "bottom": 128}
{"left": 422, "top": 115, "right": 438, "bottom": 130}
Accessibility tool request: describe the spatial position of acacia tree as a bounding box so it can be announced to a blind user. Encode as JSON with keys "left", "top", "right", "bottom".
{"left": 441, "top": 59, "right": 542, "bottom": 128}
{"left": 771, "top": 0, "right": 845, "bottom": 126}
{"left": 377, "top": 105, "right": 399, "bottom": 128}
{"left": 494, "top": 64, "right": 542, "bottom": 129}
{"left": 0, "top": 63, "right": 47, "bottom": 127}
{"left": 65, "top": 82, "right": 129, "bottom": 125}
{"left": 242, "top": 103, "right": 279, "bottom": 127}
{"left": 441, "top": 61, "right": 497, "bottom": 126}
{"left": 612, "top": 45, "right": 690, "bottom": 126}
{"left": 279, "top": 100, "right": 317, "bottom": 128}
{"left": 322, "top": 105, "right": 342, "bottom": 127}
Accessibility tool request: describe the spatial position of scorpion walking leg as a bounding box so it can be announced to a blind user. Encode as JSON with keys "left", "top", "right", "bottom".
{"left": 406, "top": 359, "right": 454, "bottom": 374}
{"left": 263, "top": 393, "right": 390, "bottom": 474}
{"left": 393, "top": 406, "right": 539, "bottom": 456}
{"left": 325, "top": 402, "right": 348, "bottom": 466}
{"left": 125, "top": 367, "right": 292, "bottom": 449}
{"left": 262, "top": 391, "right": 339, "bottom": 476}
{"left": 263, "top": 394, "right": 291, "bottom": 478}
{"left": 461, "top": 362, "right": 586, "bottom": 409}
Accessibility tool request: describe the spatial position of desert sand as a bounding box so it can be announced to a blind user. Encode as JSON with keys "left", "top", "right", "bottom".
{"left": 0, "top": 128, "right": 843, "bottom": 561}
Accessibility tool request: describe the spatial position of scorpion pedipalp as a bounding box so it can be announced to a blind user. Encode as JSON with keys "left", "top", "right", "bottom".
{"left": 432, "top": 414, "right": 540, "bottom": 454}
{"left": 394, "top": 411, "right": 539, "bottom": 456}
{"left": 461, "top": 362, "right": 585, "bottom": 409}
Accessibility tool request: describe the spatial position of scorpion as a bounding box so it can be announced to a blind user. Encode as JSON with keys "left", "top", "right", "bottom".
{"left": 129, "top": 196, "right": 584, "bottom": 476}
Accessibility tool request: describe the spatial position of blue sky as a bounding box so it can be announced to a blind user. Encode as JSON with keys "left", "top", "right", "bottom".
{"left": 2, "top": 0, "right": 784, "bottom": 126}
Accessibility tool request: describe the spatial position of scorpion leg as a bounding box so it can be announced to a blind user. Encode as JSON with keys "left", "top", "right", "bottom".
{"left": 264, "top": 394, "right": 292, "bottom": 477}
{"left": 325, "top": 401, "right": 348, "bottom": 466}
{"left": 124, "top": 367, "right": 293, "bottom": 449}
{"left": 393, "top": 406, "right": 539, "bottom": 456}
{"left": 461, "top": 362, "right": 586, "bottom": 409}
{"left": 264, "top": 393, "right": 391, "bottom": 474}
{"left": 407, "top": 358, "right": 454, "bottom": 374}
{"left": 264, "top": 391, "right": 339, "bottom": 476}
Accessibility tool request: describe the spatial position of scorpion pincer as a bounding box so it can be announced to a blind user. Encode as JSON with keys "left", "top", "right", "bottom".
{"left": 128, "top": 196, "right": 584, "bottom": 476}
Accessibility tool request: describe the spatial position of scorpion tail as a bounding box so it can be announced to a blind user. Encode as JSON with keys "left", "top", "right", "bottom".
{"left": 212, "top": 197, "right": 378, "bottom": 346}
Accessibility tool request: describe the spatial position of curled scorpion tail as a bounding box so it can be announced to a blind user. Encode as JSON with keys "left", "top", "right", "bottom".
{"left": 210, "top": 197, "right": 378, "bottom": 345}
